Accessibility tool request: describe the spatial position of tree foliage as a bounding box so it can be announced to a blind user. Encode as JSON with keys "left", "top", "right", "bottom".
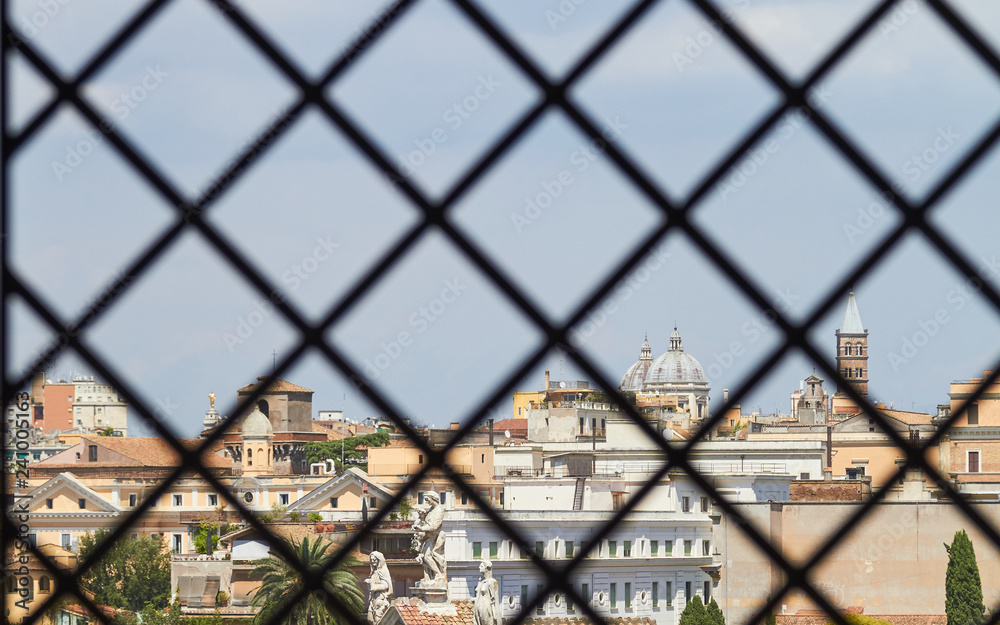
{"left": 679, "top": 595, "right": 707, "bottom": 625}
{"left": 824, "top": 614, "right": 893, "bottom": 625}
{"left": 707, "top": 597, "right": 725, "bottom": 625}
{"left": 945, "top": 530, "right": 986, "bottom": 625}
{"left": 78, "top": 529, "right": 171, "bottom": 612}
{"left": 304, "top": 432, "right": 391, "bottom": 469}
{"left": 251, "top": 535, "right": 364, "bottom": 625}
{"left": 765, "top": 613, "right": 777, "bottom": 625}
{"left": 193, "top": 522, "right": 239, "bottom": 554}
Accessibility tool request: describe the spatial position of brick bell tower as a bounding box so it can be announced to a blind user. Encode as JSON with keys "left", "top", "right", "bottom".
{"left": 832, "top": 290, "right": 868, "bottom": 416}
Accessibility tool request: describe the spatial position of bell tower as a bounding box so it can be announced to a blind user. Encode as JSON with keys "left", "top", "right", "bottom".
{"left": 833, "top": 291, "right": 868, "bottom": 415}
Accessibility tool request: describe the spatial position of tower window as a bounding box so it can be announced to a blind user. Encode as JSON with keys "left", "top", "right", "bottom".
{"left": 845, "top": 345, "right": 852, "bottom": 355}
{"left": 856, "top": 368, "right": 863, "bottom": 378}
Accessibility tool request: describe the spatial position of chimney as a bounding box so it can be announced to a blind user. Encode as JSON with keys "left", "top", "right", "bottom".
{"left": 32, "top": 371, "right": 45, "bottom": 403}
{"left": 826, "top": 425, "right": 833, "bottom": 469}
{"left": 544, "top": 370, "right": 550, "bottom": 391}
{"left": 450, "top": 422, "right": 460, "bottom": 430}
{"left": 488, "top": 418, "right": 495, "bottom": 446}
{"left": 723, "top": 388, "right": 729, "bottom": 403}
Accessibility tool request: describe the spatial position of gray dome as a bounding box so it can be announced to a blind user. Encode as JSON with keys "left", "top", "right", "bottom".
{"left": 643, "top": 327, "right": 707, "bottom": 387}
{"left": 241, "top": 406, "right": 273, "bottom": 438}
{"left": 620, "top": 336, "right": 653, "bottom": 391}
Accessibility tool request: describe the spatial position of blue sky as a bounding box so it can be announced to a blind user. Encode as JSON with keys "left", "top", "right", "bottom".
{"left": 7, "top": 0, "right": 1000, "bottom": 436}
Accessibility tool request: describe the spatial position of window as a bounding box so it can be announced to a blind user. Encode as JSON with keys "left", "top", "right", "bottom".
{"left": 650, "top": 540, "right": 658, "bottom": 557}
{"left": 173, "top": 494, "right": 182, "bottom": 506}
{"left": 46, "top": 498, "right": 53, "bottom": 509}
{"left": 418, "top": 493, "right": 424, "bottom": 504}
{"left": 800, "top": 472, "right": 810, "bottom": 480}
{"left": 473, "top": 542, "right": 482, "bottom": 559}
{"left": 418, "top": 454, "right": 424, "bottom": 463}
{"left": 844, "top": 368, "right": 852, "bottom": 378}
{"left": 567, "top": 587, "right": 574, "bottom": 612}
{"left": 279, "top": 493, "right": 289, "bottom": 505}
{"left": 370, "top": 496, "right": 377, "bottom": 509}
{"left": 665, "top": 540, "right": 672, "bottom": 556}
{"left": 652, "top": 582, "right": 659, "bottom": 607}
{"left": 582, "top": 583, "right": 589, "bottom": 606}
{"left": 536, "top": 585, "right": 545, "bottom": 614}
{"left": 440, "top": 492, "right": 446, "bottom": 504}
{"left": 608, "top": 540, "right": 617, "bottom": 557}
{"left": 684, "top": 540, "right": 692, "bottom": 556}
{"left": 129, "top": 494, "right": 137, "bottom": 507}
{"left": 78, "top": 499, "right": 85, "bottom": 510}
{"left": 39, "top": 576, "right": 51, "bottom": 593}
{"left": 208, "top": 494, "right": 218, "bottom": 506}
{"left": 845, "top": 345, "right": 852, "bottom": 355}
{"left": 624, "top": 540, "right": 631, "bottom": 557}
{"left": 856, "top": 368, "right": 863, "bottom": 377}
{"left": 625, "top": 582, "right": 632, "bottom": 609}
{"left": 700, "top": 497, "right": 709, "bottom": 512}
{"left": 665, "top": 581, "right": 672, "bottom": 606}
{"left": 969, "top": 403, "right": 980, "bottom": 425}
{"left": 610, "top": 583, "right": 617, "bottom": 609}
{"left": 88, "top": 445, "right": 97, "bottom": 461}
{"left": 704, "top": 581, "right": 711, "bottom": 601}
{"left": 520, "top": 544, "right": 528, "bottom": 559}
{"left": 703, "top": 540, "right": 711, "bottom": 556}
{"left": 685, "top": 581, "right": 691, "bottom": 601}
{"left": 968, "top": 450, "right": 981, "bottom": 473}
{"left": 172, "top": 534, "right": 182, "bottom": 553}
{"left": 489, "top": 541, "right": 498, "bottom": 559}
{"left": 61, "top": 534, "right": 71, "bottom": 549}
{"left": 682, "top": 496, "right": 690, "bottom": 512}
{"left": 521, "top": 585, "right": 528, "bottom": 607}
{"left": 461, "top": 492, "right": 468, "bottom": 505}
{"left": 330, "top": 497, "right": 339, "bottom": 508}
{"left": 565, "top": 540, "right": 574, "bottom": 558}
{"left": 536, "top": 541, "right": 544, "bottom": 557}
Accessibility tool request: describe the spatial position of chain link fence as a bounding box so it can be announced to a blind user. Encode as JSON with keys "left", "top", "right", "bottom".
{"left": 4, "top": 2, "right": 1000, "bottom": 625}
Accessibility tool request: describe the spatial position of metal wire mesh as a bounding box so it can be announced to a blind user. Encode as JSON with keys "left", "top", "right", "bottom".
{"left": 4, "top": 2, "right": 1000, "bottom": 625}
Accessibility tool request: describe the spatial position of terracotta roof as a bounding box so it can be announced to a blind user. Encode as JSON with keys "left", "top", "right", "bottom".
{"left": 391, "top": 598, "right": 474, "bottom": 625}
{"left": 237, "top": 378, "right": 314, "bottom": 394}
{"left": 879, "top": 409, "right": 932, "bottom": 425}
{"left": 40, "top": 436, "right": 231, "bottom": 469}
{"left": 492, "top": 419, "right": 528, "bottom": 433}
{"left": 312, "top": 422, "right": 347, "bottom": 439}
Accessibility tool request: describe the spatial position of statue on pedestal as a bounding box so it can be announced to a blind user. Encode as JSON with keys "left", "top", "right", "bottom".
{"left": 412, "top": 491, "right": 446, "bottom": 589}
{"left": 365, "top": 551, "right": 392, "bottom": 625}
{"left": 473, "top": 560, "right": 500, "bottom": 625}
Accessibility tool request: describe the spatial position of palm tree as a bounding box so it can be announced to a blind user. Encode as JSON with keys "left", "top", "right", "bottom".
{"left": 251, "top": 535, "right": 365, "bottom": 625}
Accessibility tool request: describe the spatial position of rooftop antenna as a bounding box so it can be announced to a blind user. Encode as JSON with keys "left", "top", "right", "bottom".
{"left": 271, "top": 349, "right": 278, "bottom": 374}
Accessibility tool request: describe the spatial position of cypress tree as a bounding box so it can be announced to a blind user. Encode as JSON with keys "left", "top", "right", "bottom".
{"left": 945, "top": 530, "right": 985, "bottom": 625}
{"left": 707, "top": 597, "right": 725, "bottom": 625}
{"left": 680, "top": 594, "right": 707, "bottom": 625}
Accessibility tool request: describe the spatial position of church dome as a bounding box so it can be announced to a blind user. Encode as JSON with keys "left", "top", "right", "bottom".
{"left": 241, "top": 406, "right": 273, "bottom": 438}
{"left": 620, "top": 335, "right": 653, "bottom": 391}
{"left": 644, "top": 327, "right": 708, "bottom": 387}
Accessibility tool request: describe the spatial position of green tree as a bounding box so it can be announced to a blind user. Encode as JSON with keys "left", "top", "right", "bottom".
{"left": 194, "top": 522, "right": 238, "bottom": 554}
{"left": 304, "top": 432, "right": 391, "bottom": 470}
{"left": 945, "top": 530, "right": 986, "bottom": 625}
{"left": 679, "top": 595, "right": 707, "bottom": 625}
{"left": 825, "top": 615, "right": 893, "bottom": 625}
{"left": 707, "top": 597, "right": 725, "bottom": 625}
{"left": 765, "top": 613, "right": 777, "bottom": 625}
{"left": 78, "top": 529, "right": 171, "bottom": 612}
{"left": 251, "top": 535, "right": 364, "bottom": 625}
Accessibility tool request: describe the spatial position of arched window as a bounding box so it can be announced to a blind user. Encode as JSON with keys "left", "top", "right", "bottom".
{"left": 258, "top": 448, "right": 264, "bottom": 464}
{"left": 247, "top": 447, "right": 253, "bottom": 466}
{"left": 257, "top": 400, "right": 269, "bottom": 416}
{"left": 39, "top": 576, "right": 51, "bottom": 593}
{"left": 856, "top": 368, "right": 863, "bottom": 378}
{"left": 845, "top": 345, "right": 852, "bottom": 355}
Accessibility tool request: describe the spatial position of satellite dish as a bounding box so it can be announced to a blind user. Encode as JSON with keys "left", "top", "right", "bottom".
{"left": 504, "top": 430, "right": 511, "bottom": 439}
{"left": 662, "top": 428, "right": 675, "bottom": 441}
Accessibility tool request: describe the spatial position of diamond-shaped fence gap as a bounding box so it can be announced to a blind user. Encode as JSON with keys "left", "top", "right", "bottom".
{"left": 227, "top": 0, "right": 402, "bottom": 80}
{"left": 5, "top": 0, "right": 154, "bottom": 76}
{"left": 450, "top": 110, "right": 662, "bottom": 322}
{"left": 78, "top": 0, "right": 301, "bottom": 199}
{"left": 327, "top": 0, "right": 542, "bottom": 199}
{"left": 327, "top": 230, "right": 546, "bottom": 430}
{"left": 801, "top": 502, "right": 1000, "bottom": 618}
{"left": 568, "top": 234, "right": 787, "bottom": 426}
{"left": 6, "top": 50, "right": 58, "bottom": 136}
{"left": 718, "top": 0, "right": 882, "bottom": 81}
{"left": 945, "top": 0, "right": 1000, "bottom": 60}
{"left": 471, "top": 0, "right": 646, "bottom": 80}
{"left": 8, "top": 106, "right": 177, "bottom": 321}
{"left": 204, "top": 109, "right": 421, "bottom": 323}
{"left": 570, "top": 0, "right": 783, "bottom": 201}
{"left": 5, "top": 296, "right": 82, "bottom": 388}
{"left": 814, "top": 0, "right": 1000, "bottom": 202}
{"left": 694, "top": 117, "right": 903, "bottom": 327}
{"left": 79, "top": 230, "right": 303, "bottom": 439}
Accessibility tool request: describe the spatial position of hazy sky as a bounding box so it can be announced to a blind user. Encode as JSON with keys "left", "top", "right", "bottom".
{"left": 7, "top": 0, "right": 1000, "bottom": 437}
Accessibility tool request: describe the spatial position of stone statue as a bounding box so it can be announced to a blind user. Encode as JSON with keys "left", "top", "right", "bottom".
{"left": 473, "top": 560, "right": 500, "bottom": 625}
{"left": 412, "top": 491, "right": 446, "bottom": 588}
{"left": 209, "top": 391, "right": 215, "bottom": 408}
{"left": 365, "top": 551, "right": 392, "bottom": 625}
